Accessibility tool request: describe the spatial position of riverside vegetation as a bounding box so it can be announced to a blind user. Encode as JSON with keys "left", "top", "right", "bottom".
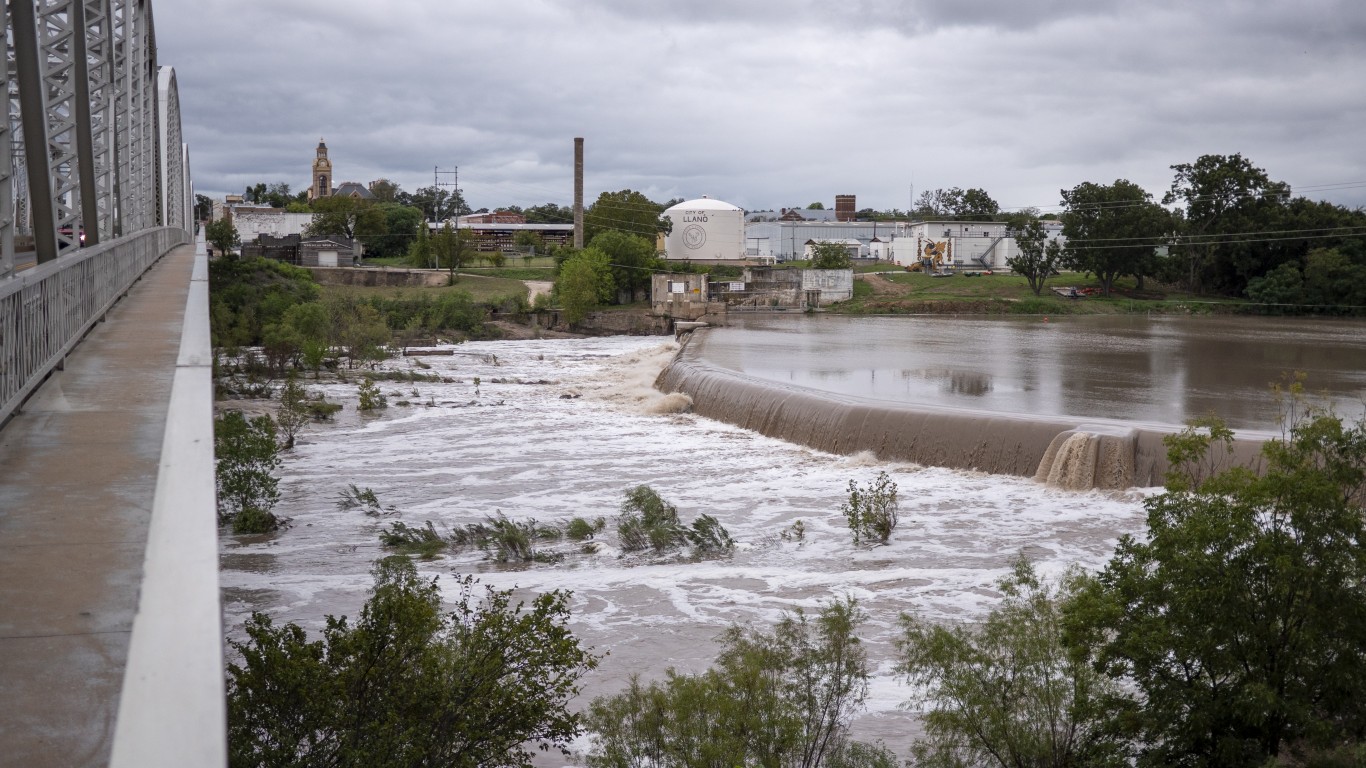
{"left": 213, "top": 252, "right": 1366, "bottom": 766}
{"left": 224, "top": 399, "right": 1366, "bottom": 767}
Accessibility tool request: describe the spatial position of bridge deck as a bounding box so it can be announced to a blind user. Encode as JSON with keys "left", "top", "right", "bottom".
{"left": 0, "top": 242, "right": 199, "bottom": 767}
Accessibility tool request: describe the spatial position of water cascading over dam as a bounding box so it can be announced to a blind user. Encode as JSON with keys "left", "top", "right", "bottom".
{"left": 655, "top": 332, "right": 1264, "bottom": 489}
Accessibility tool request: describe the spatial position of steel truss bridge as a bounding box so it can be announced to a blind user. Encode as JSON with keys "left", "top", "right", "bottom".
{"left": 1, "top": 1, "right": 217, "bottom": 766}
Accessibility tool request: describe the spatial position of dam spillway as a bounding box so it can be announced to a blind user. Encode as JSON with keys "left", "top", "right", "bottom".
{"left": 654, "top": 314, "right": 1366, "bottom": 488}
{"left": 656, "top": 348, "right": 1191, "bottom": 488}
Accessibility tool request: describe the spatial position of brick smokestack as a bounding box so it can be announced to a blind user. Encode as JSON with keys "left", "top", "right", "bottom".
{"left": 835, "top": 194, "right": 856, "bottom": 222}
{"left": 573, "top": 138, "right": 584, "bottom": 249}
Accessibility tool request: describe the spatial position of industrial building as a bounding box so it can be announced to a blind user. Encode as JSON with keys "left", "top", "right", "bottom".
{"left": 661, "top": 197, "right": 747, "bottom": 261}
{"left": 888, "top": 220, "right": 1065, "bottom": 272}
{"left": 745, "top": 220, "right": 902, "bottom": 262}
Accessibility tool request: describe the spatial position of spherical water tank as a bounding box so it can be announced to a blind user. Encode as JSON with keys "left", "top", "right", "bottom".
{"left": 662, "top": 196, "right": 745, "bottom": 261}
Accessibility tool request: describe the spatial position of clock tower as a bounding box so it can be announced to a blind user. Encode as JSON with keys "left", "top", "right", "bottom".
{"left": 308, "top": 139, "right": 332, "bottom": 202}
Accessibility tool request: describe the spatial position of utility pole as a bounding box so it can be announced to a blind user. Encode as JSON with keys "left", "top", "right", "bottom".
{"left": 433, "top": 166, "right": 459, "bottom": 220}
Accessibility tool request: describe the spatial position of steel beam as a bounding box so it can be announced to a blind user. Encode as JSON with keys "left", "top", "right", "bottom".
{"left": 11, "top": 0, "right": 60, "bottom": 264}
{"left": 1, "top": 1, "right": 15, "bottom": 277}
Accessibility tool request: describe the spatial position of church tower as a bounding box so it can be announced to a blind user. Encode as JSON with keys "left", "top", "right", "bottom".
{"left": 308, "top": 139, "right": 333, "bottom": 202}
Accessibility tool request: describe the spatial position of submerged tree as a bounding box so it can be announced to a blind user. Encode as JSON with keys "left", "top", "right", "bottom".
{"left": 587, "top": 597, "right": 893, "bottom": 767}
{"left": 899, "top": 558, "right": 1123, "bottom": 768}
{"left": 214, "top": 411, "right": 281, "bottom": 533}
{"left": 228, "top": 557, "right": 598, "bottom": 767}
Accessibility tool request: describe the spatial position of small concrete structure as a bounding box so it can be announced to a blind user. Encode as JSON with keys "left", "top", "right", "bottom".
{"left": 801, "top": 268, "right": 854, "bottom": 304}
{"left": 651, "top": 273, "right": 725, "bottom": 320}
{"left": 691, "top": 267, "right": 854, "bottom": 309}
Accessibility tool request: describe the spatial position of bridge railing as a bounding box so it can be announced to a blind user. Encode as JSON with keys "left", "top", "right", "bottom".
{"left": 0, "top": 226, "right": 190, "bottom": 426}
{"left": 108, "top": 242, "right": 225, "bottom": 768}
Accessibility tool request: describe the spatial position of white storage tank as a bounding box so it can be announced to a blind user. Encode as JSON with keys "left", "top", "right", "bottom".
{"left": 662, "top": 196, "right": 745, "bottom": 261}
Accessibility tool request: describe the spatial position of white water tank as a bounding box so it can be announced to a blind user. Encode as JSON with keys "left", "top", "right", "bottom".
{"left": 662, "top": 196, "right": 745, "bottom": 261}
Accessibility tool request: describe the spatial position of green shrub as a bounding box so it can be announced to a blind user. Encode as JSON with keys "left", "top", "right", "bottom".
{"left": 304, "top": 398, "right": 343, "bottom": 421}
{"left": 227, "top": 559, "right": 597, "bottom": 767}
{"left": 336, "top": 484, "right": 382, "bottom": 514}
{"left": 215, "top": 411, "right": 281, "bottom": 533}
{"left": 379, "top": 521, "right": 445, "bottom": 559}
{"left": 566, "top": 517, "right": 605, "bottom": 541}
{"left": 232, "top": 506, "right": 281, "bottom": 535}
{"left": 841, "top": 471, "right": 899, "bottom": 545}
{"left": 617, "top": 486, "right": 687, "bottom": 553}
{"left": 586, "top": 597, "right": 886, "bottom": 767}
{"left": 358, "top": 378, "right": 388, "bottom": 411}
{"left": 686, "top": 514, "right": 734, "bottom": 556}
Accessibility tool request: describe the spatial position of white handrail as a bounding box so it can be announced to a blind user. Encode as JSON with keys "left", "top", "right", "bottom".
{"left": 108, "top": 243, "right": 226, "bottom": 767}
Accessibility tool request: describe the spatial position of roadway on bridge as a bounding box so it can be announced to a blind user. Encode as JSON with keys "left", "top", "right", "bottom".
{"left": 0, "top": 240, "right": 200, "bottom": 767}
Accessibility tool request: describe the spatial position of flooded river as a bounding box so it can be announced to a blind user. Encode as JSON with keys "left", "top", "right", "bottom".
{"left": 220, "top": 315, "right": 1365, "bottom": 762}
{"left": 694, "top": 314, "right": 1366, "bottom": 429}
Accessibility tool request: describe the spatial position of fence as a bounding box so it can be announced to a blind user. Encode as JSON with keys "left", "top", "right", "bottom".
{"left": 0, "top": 227, "right": 189, "bottom": 426}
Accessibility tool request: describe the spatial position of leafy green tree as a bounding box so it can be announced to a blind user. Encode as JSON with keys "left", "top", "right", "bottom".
{"left": 913, "top": 187, "right": 1001, "bottom": 220}
{"left": 1246, "top": 260, "right": 1305, "bottom": 308}
{"left": 583, "top": 189, "right": 669, "bottom": 244}
{"left": 406, "top": 219, "right": 433, "bottom": 268}
{"left": 898, "top": 558, "right": 1123, "bottom": 768}
{"left": 1164, "top": 153, "right": 1292, "bottom": 295}
{"left": 405, "top": 185, "right": 469, "bottom": 222}
{"left": 807, "top": 201, "right": 826, "bottom": 210}
{"left": 195, "top": 193, "right": 213, "bottom": 221}
{"left": 810, "top": 240, "right": 855, "bottom": 270}
{"left": 1059, "top": 179, "right": 1171, "bottom": 296}
{"left": 840, "top": 471, "right": 899, "bottom": 545}
{"left": 357, "top": 378, "right": 387, "bottom": 411}
{"left": 587, "top": 597, "right": 892, "bottom": 768}
{"left": 512, "top": 229, "right": 546, "bottom": 255}
{"left": 1064, "top": 410, "right": 1366, "bottom": 766}
{"left": 206, "top": 217, "right": 241, "bottom": 258}
{"left": 430, "top": 222, "right": 476, "bottom": 281}
{"left": 214, "top": 411, "right": 281, "bottom": 533}
{"left": 367, "top": 178, "right": 401, "bottom": 202}
{"left": 616, "top": 485, "right": 687, "bottom": 553}
{"left": 305, "top": 195, "right": 386, "bottom": 243}
{"left": 589, "top": 229, "right": 659, "bottom": 303}
{"left": 1301, "top": 247, "right": 1366, "bottom": 312}
{"left": 556, "top": 249, "right": 614, "bottom": 324}
{"left": 364, "top": 204, "right": 424, "bottom": 260}
{"left": 1005, "top": 214, "right": 1063, "bottom": 295}
{"left": 275, "top": 374, "right": 309, "bottom": 449}
{"left": 209, "top": 257, "right": 320, "bottom": 348}
{"left": 228, "top": 557, "right": 598, "bottom": 768}
{"left": 957, "top": 187, "right": 1001, "bottom": 219}
{"left": 328, "top": 298, "right": 391, "bottom": 368}
{"left": 522, "top": 202, "right": 573, "bottom": 224}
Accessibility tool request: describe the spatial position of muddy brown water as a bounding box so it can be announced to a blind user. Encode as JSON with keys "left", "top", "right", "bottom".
{"left": 659, "top": 314, "right": 1366, "bottom": 487}
{"left": 686, "top": 314, "right": 1366, "bottom": 429}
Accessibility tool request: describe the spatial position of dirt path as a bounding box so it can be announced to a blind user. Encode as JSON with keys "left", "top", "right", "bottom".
{"left": 861, "top": 273, "right": 908, "bottom": 295}
{"left": 523, "top": 280, "right": 553, "bottom": 302}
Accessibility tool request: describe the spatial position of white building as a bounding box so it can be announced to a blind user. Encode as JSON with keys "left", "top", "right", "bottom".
{"left": 888, "top": 220, "right": 1065, "bottom": 271}
{"left": 226, "top": 206, "right": 314, "bottom": 241}
{"left": 662, "top": 197, "right": 746, "bottom": 261}
{"left": 744, "top": 220, "right": 900, "bottom": 261}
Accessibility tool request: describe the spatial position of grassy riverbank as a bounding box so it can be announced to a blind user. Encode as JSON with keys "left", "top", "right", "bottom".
{"left": 836, "top": 271, "right": 1250, "bottom": 315}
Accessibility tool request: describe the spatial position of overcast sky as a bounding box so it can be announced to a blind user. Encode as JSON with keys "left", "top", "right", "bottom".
{"left": 157, "top": 0, "right": 1366, "bottom": 214}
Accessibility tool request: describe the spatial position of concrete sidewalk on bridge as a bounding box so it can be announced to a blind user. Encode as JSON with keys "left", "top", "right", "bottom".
{"left": 0, "top": 242, "right": 199, "bottom": 768}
